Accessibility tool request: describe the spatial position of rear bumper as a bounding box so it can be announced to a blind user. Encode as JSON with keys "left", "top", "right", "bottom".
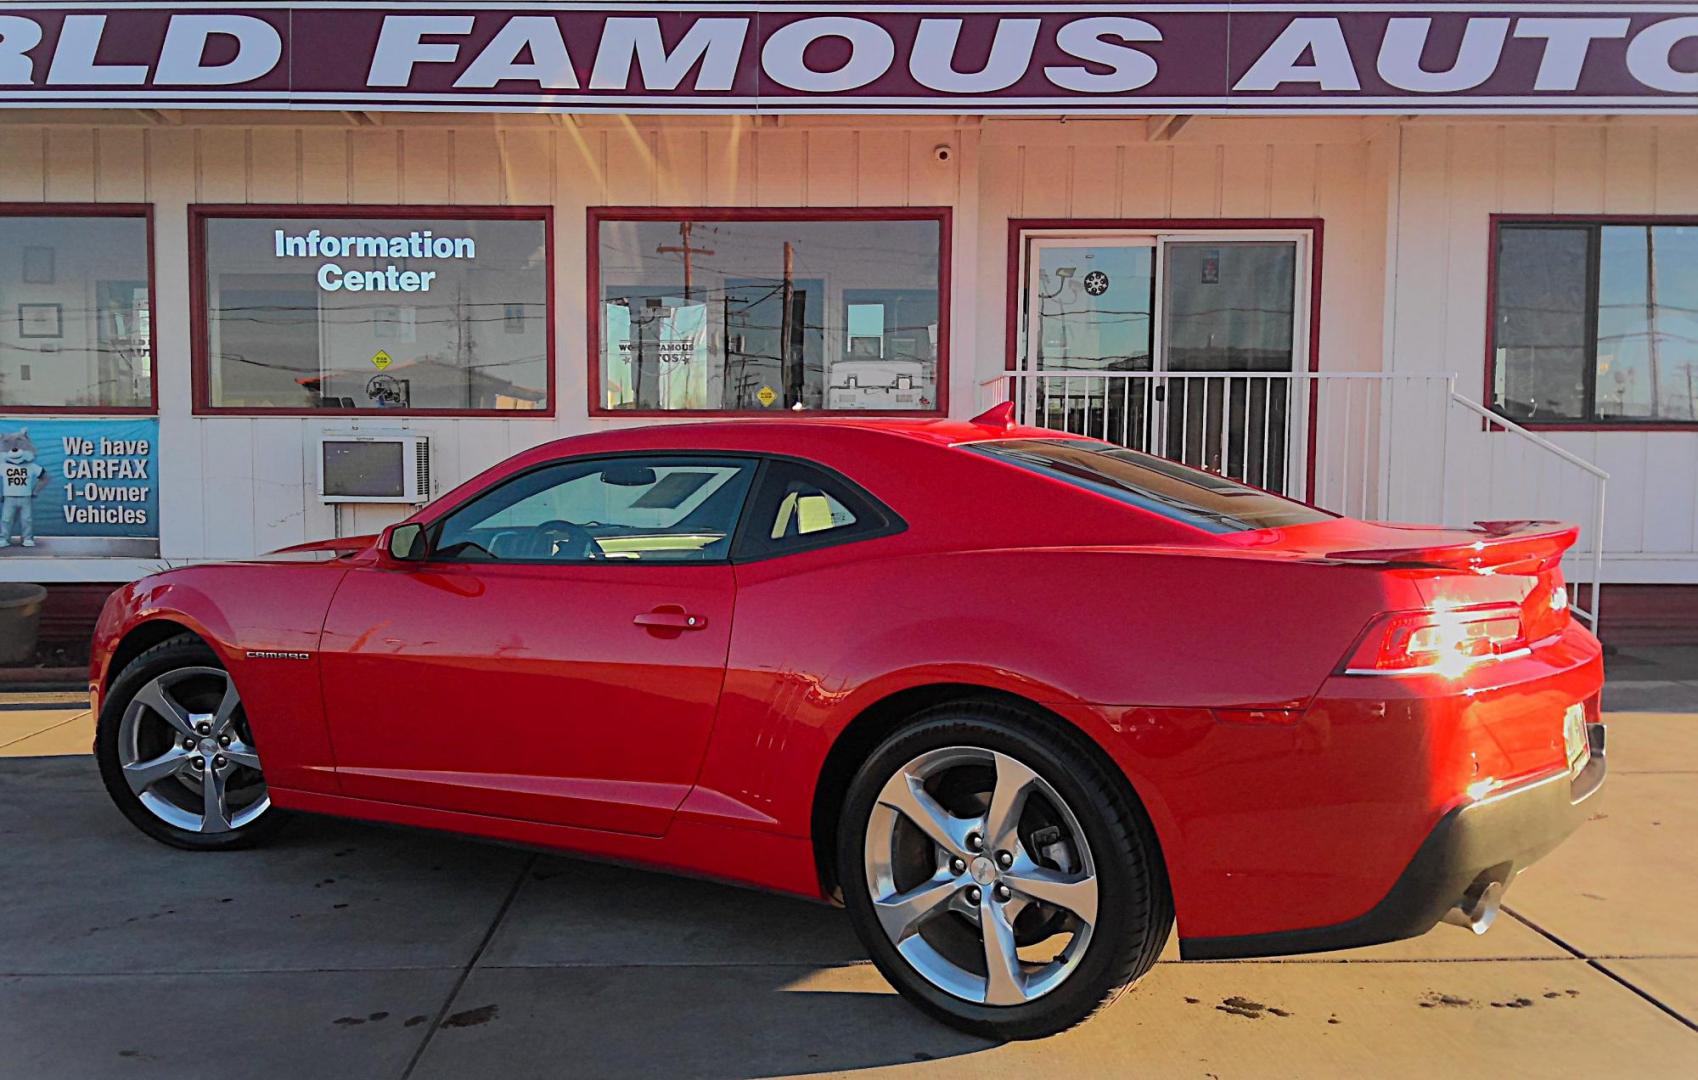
{"left": 1181, "top": 722, "right": 1606, "bottom": 960}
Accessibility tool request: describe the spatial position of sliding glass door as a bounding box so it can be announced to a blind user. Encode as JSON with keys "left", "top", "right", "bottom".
{"left": 1020, "top": 231, "right": 1308, "bottom": 493}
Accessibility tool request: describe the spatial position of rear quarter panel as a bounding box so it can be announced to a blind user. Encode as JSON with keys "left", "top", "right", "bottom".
{"left": 694, "top": 543, "right": 1412, "bottom": 858}
{"left": 94, "top": 562, "right": 353, "bottom": 794}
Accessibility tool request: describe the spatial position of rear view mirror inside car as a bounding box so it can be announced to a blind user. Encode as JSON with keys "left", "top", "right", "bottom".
{"left": 600, "top": 464, "right": 658, "bottom": 487}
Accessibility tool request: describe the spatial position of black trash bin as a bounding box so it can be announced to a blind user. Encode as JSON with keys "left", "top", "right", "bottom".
{"left": 0, "top": 583, "right": 47, "bottom": 665}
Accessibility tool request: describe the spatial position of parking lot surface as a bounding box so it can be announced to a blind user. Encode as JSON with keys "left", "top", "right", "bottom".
{"left": 2, "top": 671, "right": 1695, "bottom": 1079}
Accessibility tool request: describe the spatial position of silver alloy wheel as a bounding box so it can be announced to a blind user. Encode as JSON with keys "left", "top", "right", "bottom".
{"left": 863, "top": 745, "right": 1099, "bottom": 1007}
{"left": 117, "top": 666, "right": 269, "bottom": 834}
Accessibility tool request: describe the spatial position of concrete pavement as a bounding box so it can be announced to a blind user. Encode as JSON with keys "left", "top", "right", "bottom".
{"left": 2, "top": 694, "right": 1695, "bottom": 1078}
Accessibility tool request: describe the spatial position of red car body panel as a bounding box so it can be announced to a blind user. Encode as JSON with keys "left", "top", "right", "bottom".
{"left": 90, "top": 417, "right": 1604, "bottom": 951}
{"left": 318, "top": 560, "right": 737, "bottom": 836}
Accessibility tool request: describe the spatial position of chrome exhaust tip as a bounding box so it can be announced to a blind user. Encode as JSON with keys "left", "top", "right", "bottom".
{"left": 1442, "top": 879, "right": 1506, "bottom": 935}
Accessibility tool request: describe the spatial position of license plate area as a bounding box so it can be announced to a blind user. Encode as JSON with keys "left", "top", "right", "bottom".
{"left": 1563, "top": 702, "right": 1590, "bottom": 776}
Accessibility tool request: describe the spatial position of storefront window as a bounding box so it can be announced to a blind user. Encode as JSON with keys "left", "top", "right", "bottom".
{"left": 594, "top": 211, "right": 946, "bottom": 413}
{"left": 0, "top": 210, "right": 152, "bottom": 411}
{"left": 1493, "top": 220, "right": 1698, "bottom": 425}
{"left": 198, "top": 211, "right": 550, "bottom": 413}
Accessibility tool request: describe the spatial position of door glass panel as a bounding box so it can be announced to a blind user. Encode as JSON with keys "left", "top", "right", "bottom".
{"left": 1029, "top": 243, "right": 1156, "bottom": 450}
{"left": 1032, "top": 244, "right": 1155, "bottom": 371}
{"left": 1160, "top": 242, "right": 1298, "bottom": 489}
{"left": 432, "top": 456, "right": 756, "bottom": 563}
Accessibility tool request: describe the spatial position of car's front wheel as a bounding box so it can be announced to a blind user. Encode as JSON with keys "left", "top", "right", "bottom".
{"left": 838, "top": 704, "right": 1171, "bottom": 1039}
{"left": 96, "top": 633, "right": 286, "bottom": 850}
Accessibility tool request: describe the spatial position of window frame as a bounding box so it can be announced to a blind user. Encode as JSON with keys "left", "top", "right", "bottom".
{"left": 1486, "top": 213, "right": 1698, "bottom": 432}
{"left": 587, "top": 206, "right": 952, "bottom": 419}
{"left": 0, "top": 202, "right": 157, "bottom": 416}
{"left": 188, "top": 203, "right": 556, "bottom": 418}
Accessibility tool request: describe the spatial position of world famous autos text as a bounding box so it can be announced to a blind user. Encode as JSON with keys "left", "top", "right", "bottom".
{"left": 0, "top": 429, "right": 48, "bottom": 547}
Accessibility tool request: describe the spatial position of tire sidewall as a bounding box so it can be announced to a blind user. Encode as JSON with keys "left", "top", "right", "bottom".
{"left": 95, "top": 635, "right": 284, "bottom": 851}
{"left": 837, "top": 707, "right": 1151, "bottom": 1039}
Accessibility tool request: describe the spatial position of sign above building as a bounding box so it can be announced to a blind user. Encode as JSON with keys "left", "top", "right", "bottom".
{"left": 1, "top": 3, "right": 1694, "bottom": 114}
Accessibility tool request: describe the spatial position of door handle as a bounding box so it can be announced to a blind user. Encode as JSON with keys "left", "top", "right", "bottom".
{"left": 633, "top": 610, "right": 708, "bottom": 631}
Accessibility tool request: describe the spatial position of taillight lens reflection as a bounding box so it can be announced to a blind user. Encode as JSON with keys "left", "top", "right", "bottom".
{"left": 1342, "top": 603, "right": 1528, "bottom": 676}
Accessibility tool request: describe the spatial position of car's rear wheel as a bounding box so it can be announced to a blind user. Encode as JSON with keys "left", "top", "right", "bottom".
{"left": 838, "top": 704, "right": 1170, "bottom": 1039}
{"left": 96, "top": 634, "right": 287, "bottom": 850}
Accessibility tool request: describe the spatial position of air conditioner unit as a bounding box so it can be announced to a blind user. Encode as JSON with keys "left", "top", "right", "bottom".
{"left": 318, "top": 434, "right": 431, "bottom": 504}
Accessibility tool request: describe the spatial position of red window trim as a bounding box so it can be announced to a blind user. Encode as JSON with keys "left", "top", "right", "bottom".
{"left": 1485, "top": 212, "right": 1698, "bottom": 433}
{"left": 1003, "top": 217, "right": 1325, "bottom": 497}
{"left": 188, "top": 203, "right": 556, "bottom": 418}
{"left": 587, "top": 205, "right": 952, "bottom": 418}
{"left": 0, "top": 202, "right": 157, "bottom": 416}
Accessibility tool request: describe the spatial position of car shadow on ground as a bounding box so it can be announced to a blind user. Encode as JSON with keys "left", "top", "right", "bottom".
{"left": 0, "top": 754, "right": 997, "bottom": 1078}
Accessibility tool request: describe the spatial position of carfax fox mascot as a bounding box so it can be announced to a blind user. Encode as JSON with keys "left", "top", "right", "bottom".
{"left": 0, "top": 428, "right": 48, "bottom": 547}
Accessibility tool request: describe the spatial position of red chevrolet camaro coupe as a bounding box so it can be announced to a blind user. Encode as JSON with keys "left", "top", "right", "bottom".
{"left": 89, "top": 408, "right": 1605, "bottom": 1039}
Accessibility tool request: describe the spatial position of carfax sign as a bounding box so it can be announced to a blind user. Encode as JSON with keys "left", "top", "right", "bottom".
{"left": 0, "top": 3, "right": 1693, "bottom": 114}
{"left": 0, "top": 418, "right": 159, "bottom": 558}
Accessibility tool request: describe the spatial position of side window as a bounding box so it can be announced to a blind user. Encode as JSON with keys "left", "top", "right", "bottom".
{"left": 736, "top": 459, "right": 898, "bottom": 559}
{"left": 431, "top": 455, "right": 756, "bottom": 563}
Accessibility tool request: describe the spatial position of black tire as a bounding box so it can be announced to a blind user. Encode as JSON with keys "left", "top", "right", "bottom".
{"left": 96, "top": 633, "right": 289, "bottom": 851}
{"left": 837, "top": 702, "right": 1171, "bottom": 1040}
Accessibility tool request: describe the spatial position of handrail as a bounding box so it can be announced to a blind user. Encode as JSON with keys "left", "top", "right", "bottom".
{"left": 1446, "top": 391, "right": 1608, "bottom": 630}
{"left": 1445, "top": 394, "right": 1610, "bottom": 479}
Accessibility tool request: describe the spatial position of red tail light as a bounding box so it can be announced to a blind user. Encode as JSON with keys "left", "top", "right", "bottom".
{"left": 1341, "top": 603, "right": 1529, "bottom": 676}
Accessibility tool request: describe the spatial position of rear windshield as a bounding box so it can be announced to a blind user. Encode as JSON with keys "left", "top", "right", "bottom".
{"left": 967, "top": 438, "right": 1334, "bottom": 533}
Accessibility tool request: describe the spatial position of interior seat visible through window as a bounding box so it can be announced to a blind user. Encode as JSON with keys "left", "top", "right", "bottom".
{"left": 737, "top": 458, "right": 900, "bottom": 559}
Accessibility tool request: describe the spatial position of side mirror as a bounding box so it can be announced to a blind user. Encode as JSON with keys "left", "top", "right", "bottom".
{"left": 385, "top": 522, "right": 428, "bottom": 562}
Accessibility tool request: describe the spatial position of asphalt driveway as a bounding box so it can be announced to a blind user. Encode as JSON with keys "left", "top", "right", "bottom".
{"left": 2, "top": 667, "right": 1695, "bottom": 1079}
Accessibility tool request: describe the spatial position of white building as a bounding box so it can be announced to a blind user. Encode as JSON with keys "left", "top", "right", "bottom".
{"left": 0, "top": 4, "right": 1694, "bottom": 644}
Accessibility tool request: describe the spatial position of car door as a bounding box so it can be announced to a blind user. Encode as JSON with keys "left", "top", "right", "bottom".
{"left": 316, "top": 453, "right": 758, "bottom": 836}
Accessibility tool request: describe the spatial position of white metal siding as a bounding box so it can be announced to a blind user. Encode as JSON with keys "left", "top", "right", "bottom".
{"left": 1388, "top": 120, "right": 1698, "bottom": 584}
{"left": 0, "top": 114, "right": 1693, "bottom": 585}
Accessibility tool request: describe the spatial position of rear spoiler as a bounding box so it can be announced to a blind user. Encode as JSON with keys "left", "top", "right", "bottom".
{"left": 271, "top": 534, "right": 377, "bottom": 556}
{"left": 1327, "top": 521, "right": 1579, "bottom": 574}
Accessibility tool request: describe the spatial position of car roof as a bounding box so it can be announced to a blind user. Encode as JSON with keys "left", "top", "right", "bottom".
{"left": 414, "top": 415, "right": 1223, "bottom": 553}
{"left": 506, "top": 415, "right": 1082, "bottom": 465}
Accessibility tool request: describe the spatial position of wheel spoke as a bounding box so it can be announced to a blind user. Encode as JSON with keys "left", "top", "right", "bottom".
{"left": 878, "top": 772, "right": 973, "bottom": 858}
{"left": 1004, "top": 864, "right": 1099, "bottom": 927}
{"left": 122, "top": 747, "right": 191, "bottom": 793}
{"left": 982, "top": 751, "right": 1040, "bottom": 852}
{"left": 211, "top": 678, "right": 241, "bottom": 733}
{"left": 873, "top": 873, "right": 958, "bottom": 943}
{"left": 134, "top": 681, "right": 196, "bottom": 739}
{"left": 200, "top": 765, "right": 232, "bottom": 833}
{"left": 222, "top": 739, "right": 261, "bottom": 771}
{"left": 980, "top": 897, "right": 1026, "bottom": 1006}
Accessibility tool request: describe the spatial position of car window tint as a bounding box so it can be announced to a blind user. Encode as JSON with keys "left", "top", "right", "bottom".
{"left": 967, "top": 438, "right": 1333, "bottom": 533}
{"left": 735, "top": 459, "right": 896, "bottom": 559}
{"left": 431, "top": 456, "right": 756, "bottom": 563}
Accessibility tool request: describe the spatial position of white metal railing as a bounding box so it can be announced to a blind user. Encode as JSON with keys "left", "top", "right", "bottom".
{"left": 1442, "top": 390, "right": 1607, "bottom": 628}
{"left": 981, "top": 370, "right": 1608, "bottom": 629}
